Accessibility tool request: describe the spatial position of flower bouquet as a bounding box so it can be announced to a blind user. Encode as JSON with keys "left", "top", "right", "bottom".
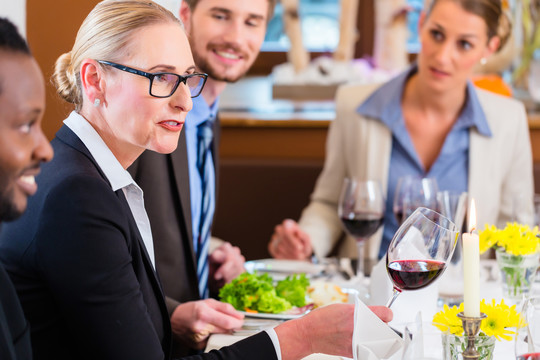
{"left": 433, "top": 299, "right": 525, "bottom": 360}
{"left": 480, "top": 223, "right": 540, "bottom": 300}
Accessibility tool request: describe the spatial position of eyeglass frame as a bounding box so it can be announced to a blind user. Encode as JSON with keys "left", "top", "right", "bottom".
{"left": 97, "top": 60, "right": 208, "bottom": 98}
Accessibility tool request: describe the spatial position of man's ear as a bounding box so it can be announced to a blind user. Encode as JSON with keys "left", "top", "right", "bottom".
{"left": 80, "top": 59, "right": 105, "bottom": 106}
{"left": 179, "top": 2, "right": 192, "bottom": 33}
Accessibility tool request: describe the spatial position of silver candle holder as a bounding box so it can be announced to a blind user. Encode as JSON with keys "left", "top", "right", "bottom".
{"left": 456, "top": 312, "right": 487, "bottom": 359}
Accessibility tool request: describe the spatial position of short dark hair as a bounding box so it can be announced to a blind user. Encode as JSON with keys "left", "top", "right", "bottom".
{"left": 0, "top": 18, "right": 31, "bottom": 95}
{"left": 184, "top": 0, "right": 277, "bottom": 21}
{"left": 0, "top": 17, "right": 31, "bottom": 55}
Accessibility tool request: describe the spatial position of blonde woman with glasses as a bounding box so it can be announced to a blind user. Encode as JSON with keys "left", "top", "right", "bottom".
{"left": 0, "top": 1, "right": 391, "bottom": 359}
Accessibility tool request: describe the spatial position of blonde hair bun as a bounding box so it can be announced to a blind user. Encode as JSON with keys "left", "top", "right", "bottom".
{"left": 53, "top": 51, "right": 80, "bottom": 105}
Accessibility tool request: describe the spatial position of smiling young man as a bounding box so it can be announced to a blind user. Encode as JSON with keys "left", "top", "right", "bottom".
{"left": 128, "top": 0, "right": 276, "bottom": 356}
{"left": 0, "top": 17, "right": 53, "bottom": 359}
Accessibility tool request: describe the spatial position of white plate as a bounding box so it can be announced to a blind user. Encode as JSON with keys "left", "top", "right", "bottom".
{"left": 240, "top": 309, "right": 309, "bottom": 320}
{"left": 245, "top": 258, "right": 324, "bottom": 279}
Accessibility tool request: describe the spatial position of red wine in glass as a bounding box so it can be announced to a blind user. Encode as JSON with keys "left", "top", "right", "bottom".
{"left": 387, "top": 260, "right": 446, "bottom": 291}
{"left": 393, "top": 208, "right": 404, "bottom": 225}
{"left": 340, "top": 213, "right": 384, "bottom": 241}
{"left": 385, "top": 207, "right": 458, "bottom": 308}
{"left": 517, "top": 353, "right": 540, "bottom": 360}
{"left": 338, "top": 179, "right": 385, "bottom": 283}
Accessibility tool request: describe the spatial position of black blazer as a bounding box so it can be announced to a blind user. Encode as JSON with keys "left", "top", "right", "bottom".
{"left": 0, "top": 263, "right": 32, "bottom": 360}
{"left": 129, "top": 120, "right": 220, "bottom": 357}
{"left": 0, "top": 124, "right": 276, "bottom": 360}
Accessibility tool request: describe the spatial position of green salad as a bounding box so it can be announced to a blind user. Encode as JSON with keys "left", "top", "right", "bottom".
{"left": 219, "top": 272, "right": 310, "bottom": 314}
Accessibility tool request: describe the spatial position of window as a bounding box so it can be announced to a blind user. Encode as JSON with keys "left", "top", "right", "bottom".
{"left": 407, "top": 0, "right": 424, "bottom": 53}
{"left": 262, "top": 0, "right": 423, "bottom": 54}
{"left": 262, "top": 0, "right": 340, "bottom": 52}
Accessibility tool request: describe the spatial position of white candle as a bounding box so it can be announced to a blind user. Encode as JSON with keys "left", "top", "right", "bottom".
{"left": 463, "top": 199, "right": 480, "bottom": 317}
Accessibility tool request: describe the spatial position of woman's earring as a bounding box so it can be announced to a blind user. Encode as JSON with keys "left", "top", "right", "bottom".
{"left": 93, "top": 98, "right": 101, "bottom": 107}
{"left": 480, "top": 57, "right": 487, "bottom": 66}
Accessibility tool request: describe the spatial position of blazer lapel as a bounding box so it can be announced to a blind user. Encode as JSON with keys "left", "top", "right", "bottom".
{"left": 56, "top": 126, "right": 110, "bottom": 183}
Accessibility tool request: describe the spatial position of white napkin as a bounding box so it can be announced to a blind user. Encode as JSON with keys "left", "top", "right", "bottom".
{"left": 352, "top": 295, "right": 403, "bottom": 360}
{"left": 369, "top": 257, "right": 393, "bottom": 306}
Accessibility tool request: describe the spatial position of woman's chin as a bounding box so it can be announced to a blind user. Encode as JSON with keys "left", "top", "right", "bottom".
{"left": 147, "top": 142, "right": 178, "bottom": 155}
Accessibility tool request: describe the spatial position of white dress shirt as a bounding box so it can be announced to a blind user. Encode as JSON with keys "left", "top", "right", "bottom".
{"left": 64, "top": 111, "right": 155, "bottom": 269}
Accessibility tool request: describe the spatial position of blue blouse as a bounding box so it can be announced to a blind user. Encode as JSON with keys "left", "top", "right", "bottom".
{"left": 356, "top": 67, "right": 492, "bottom": 258}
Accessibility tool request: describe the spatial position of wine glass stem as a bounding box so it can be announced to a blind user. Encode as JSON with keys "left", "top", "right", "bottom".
{"left": 356, "top": 240, "right": 365, "bottom": 283}
{"left": 386, "top": 288, "right": 401, "bottom": 308}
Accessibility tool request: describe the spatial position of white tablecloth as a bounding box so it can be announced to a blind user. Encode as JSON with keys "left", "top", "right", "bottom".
{"left": 206, "top": 260, "right": 540, "bottom": 359}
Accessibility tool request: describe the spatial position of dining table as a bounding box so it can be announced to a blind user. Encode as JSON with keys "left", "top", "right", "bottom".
{"left": 205, "top": 258, "right": 540, "bottom": 360}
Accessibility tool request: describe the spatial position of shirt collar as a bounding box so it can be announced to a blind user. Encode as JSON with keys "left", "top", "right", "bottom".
{"left": 63, "top": 111, "right": 135, "bottom": 191}
{"left": 185, "top": 95, "right": 219, "bottom": 130}
{"left": 357, "top": 65, "right": 491, "bottom": 137}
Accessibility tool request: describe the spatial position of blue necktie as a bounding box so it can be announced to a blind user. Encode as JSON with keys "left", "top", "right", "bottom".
{"left": 195, "top": 120, "right": 214, "bottom": 298}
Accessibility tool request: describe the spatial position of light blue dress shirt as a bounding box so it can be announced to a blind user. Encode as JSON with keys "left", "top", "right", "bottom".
{"left": 357, "top": 67, "right": 492, "bottom": 258}
{"left": 64, "top": 111, "right": 155, "bottom": 268}
{"left": 185, "top": 95, "right": 219, "bottom": 253}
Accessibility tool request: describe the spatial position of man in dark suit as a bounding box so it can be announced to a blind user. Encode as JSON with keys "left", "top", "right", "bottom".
{"left": 129, "top": 0, "right": 276, "bottom": 354}
{"left": 0, "top": 18, "right": 54, "bottom": 359}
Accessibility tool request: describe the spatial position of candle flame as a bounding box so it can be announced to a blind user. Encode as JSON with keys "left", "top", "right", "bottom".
{"left": 468, "top": 198, "right": 477, "bottom": 232}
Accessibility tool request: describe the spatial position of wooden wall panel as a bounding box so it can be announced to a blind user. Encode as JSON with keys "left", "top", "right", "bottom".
{"left": 27, "top": 0, "right": 99, "bottom": 140}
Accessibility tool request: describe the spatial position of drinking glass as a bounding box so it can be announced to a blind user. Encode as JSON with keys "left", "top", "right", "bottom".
{"left": 385, "top": 207, "right": 459, "bottom": 308}
{"left": 393, "top": 176, "right": 439, "bottom": 225}
{"left": 515, "top": 296, "right": 540, "bottom": 360}
{"left": 436, "top": 191, "right": 468, "bottom": 306}
{"left": 401, "top": 321, "right": 450, "bottom": 360}
{"left": 338, "top": 178, "right": 385, "bottom": 283}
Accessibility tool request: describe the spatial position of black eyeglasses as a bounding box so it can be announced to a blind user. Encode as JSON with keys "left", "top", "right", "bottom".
{"left": 97, "top": 60, "right": 207, "bottom": 98}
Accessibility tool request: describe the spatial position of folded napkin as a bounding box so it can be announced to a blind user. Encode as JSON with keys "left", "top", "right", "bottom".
{"left": 352, "top": 295, "right": 403, "bottom": 360}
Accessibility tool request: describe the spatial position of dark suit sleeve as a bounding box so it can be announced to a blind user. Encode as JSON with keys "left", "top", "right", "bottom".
{"left": 35, "top": 176, "right": 165, "bottom": 360}
{"left": 181, "top": 332, "right": 278, "bottom": 360}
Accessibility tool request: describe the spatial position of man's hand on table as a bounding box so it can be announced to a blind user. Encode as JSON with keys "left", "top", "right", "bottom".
{"left": 209, "top": 242, "right": 245, "bottom": 292}
{"left": 170, "top": 299, "right": 244, "bottom": 350}
{"left": 275, "top": 304, "right": 393, "bottom": 360}
{"left": 269, "top": 219, "right": 313, "bottom": 260}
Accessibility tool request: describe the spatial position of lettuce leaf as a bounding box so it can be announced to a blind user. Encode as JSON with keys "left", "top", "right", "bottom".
{"left": 219, "top": 272, "right": 293, "bottom": 314}
{"left": 275, "top": 274, "right": 309, "bottom": 307}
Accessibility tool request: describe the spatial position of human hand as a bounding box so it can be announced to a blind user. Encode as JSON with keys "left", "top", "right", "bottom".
{"left": 209, "top": 242, "right": 245, "bottom": 292}
{"left": 170, "top": 299, "right": 244, "bottom": 350}
{"left": 268, "top": 219, "right": 312, "bottom": 260}
{"left": 274, "top": 303, "right": 393, "bottom": 360}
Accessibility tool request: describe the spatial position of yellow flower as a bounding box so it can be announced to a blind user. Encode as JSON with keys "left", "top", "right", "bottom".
{"left": 479, "top": 224, "right": 500, "bottom": 254}
{"left": 433, "top": 304, "right": 464, "bottom": 336}
{"left": 432, "top": 299, "right": 525, "bottom": 342}
{"left": 480, "top": 299, "right": 518, "bottom": 341}
{"left": 479, "top": 223, "right": 540, "bottom": 256}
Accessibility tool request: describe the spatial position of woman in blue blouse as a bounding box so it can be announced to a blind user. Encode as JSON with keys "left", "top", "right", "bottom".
{"left": 269, "top": 0, "right": 534, "bottom": 263}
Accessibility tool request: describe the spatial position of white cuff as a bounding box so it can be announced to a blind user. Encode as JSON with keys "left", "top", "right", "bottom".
{"left": 264, "top": 328, "right": 282, "bottom": 360}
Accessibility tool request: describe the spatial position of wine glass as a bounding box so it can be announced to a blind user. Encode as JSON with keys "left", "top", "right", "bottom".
{"left": 401, "top": 321, "right": 450, "bottom": 360}
{"left": 393, "top": 176, "right": 439, "bottom": 225}
{"left": 515, "top": 296, "right": 540, "bottom": 360}
{"left": 338, "top": 178, "right": 385, "bottom": 283}
{"left": 436, "top": 191, "right": 468, "bottom": 307}
{"left": 385, "top": 207, "right": 458, "bottom": 308}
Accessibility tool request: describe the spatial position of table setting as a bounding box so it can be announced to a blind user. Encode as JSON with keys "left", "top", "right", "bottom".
{"left": 206, "top": 187, "right": 540, "bottom": 360}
